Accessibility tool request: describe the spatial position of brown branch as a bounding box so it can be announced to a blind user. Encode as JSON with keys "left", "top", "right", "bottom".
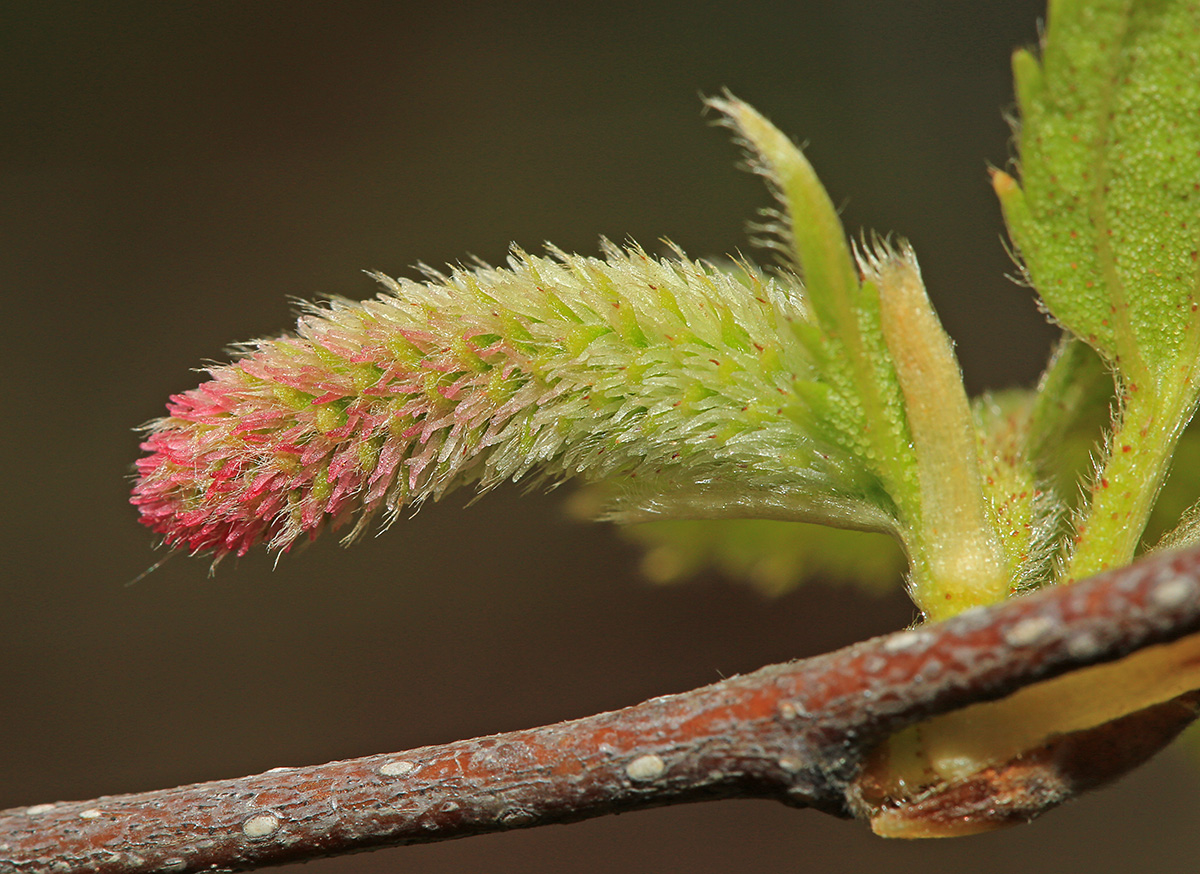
{"left": 6, "top": 545, "right": 1200, "bottom": 872}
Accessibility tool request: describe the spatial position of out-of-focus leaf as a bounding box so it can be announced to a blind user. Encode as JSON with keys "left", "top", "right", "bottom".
{"left": 621, "top": 518, "right": 904, "bottom": 597}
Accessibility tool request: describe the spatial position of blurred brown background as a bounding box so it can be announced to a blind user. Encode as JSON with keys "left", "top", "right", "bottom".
{"left": 5, "top": 2, "right": 1200, "bottom": 872}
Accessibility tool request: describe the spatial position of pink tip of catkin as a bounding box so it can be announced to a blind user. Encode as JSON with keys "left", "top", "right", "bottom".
{"left": 129, "top": 283, "right": 525, "bottom": 560}
{"left": 133, "top": 428, "right": 285, "bottom": 557}
{"left": 131, "top": 358, "right": 373, "bottom": 559}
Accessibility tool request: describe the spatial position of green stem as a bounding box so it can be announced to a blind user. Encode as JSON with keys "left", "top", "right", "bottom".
{"left": 1066, "top": 389, "right": 1193, "bottom": 581}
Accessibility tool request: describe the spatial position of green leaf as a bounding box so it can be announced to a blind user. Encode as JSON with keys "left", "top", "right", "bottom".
{"left": 1000, "top": 0, "right": 1200, "bottom": 378}
{"left": 997, "top": 0, "right": 1200, "bottom": 579}
{"left": 1025, "top": 337, "right": 1114, "bottom": 487}
{"left": 620, "top": 518, "right": 905, "bottom": 597}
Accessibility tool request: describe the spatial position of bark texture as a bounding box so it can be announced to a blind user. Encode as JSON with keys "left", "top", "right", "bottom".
{"left": 5, "top": 545, "right": 1200, "bottom": 872}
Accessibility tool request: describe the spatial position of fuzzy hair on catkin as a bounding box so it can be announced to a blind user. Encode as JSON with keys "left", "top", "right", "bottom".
{"left": 133, "top": 241, "right": 877, "bottom": 559}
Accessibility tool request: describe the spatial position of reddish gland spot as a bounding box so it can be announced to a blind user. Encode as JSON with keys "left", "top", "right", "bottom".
{"left": 1123, "top": 445, "right": 1132, "bottom": 453}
